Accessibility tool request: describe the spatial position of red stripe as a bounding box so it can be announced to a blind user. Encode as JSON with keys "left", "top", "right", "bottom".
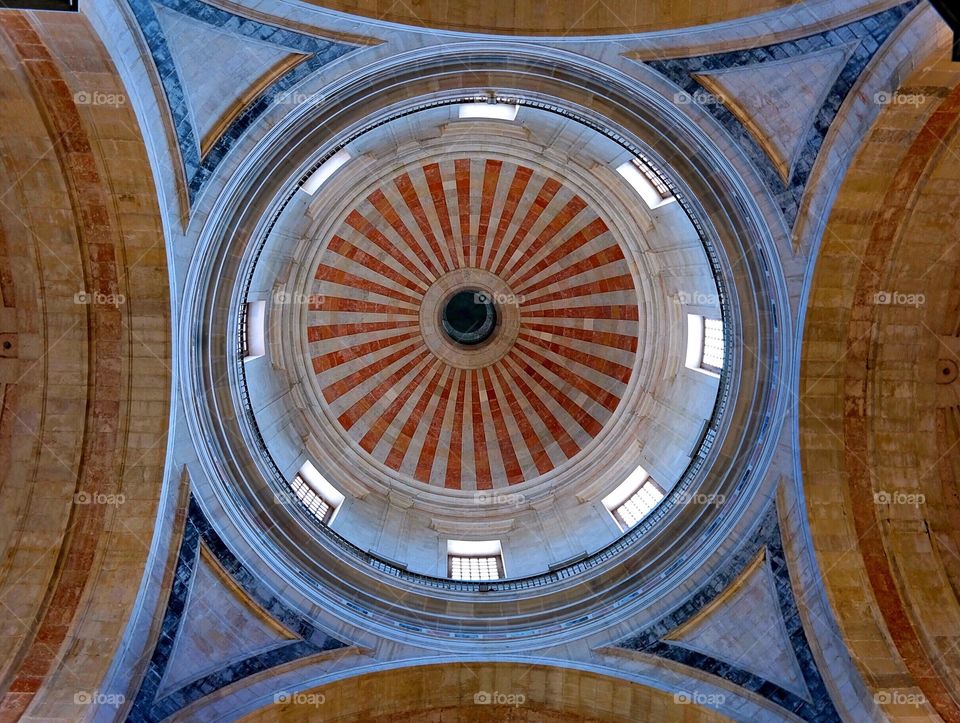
{"left": 504, "top": 350, "right": 602, "bottom": 437}
{"left": 344, "top": 208, "right": 434, "bottom": 286}
{"left": 514, "top": 231, "right": 618, "bottom": 295}
{"left": 315, "top": 264, "right": 421, "bottom": 306}
{"left": 414, "top": 367, "right": 457, "bottom": 483}
{"left": 455, "top": 159, "right": 472, "bottom": 266}
{"left": 518, "top": 331, "right": 633, "bottom": 385}
{"left": 308, "top": 321, "right": 418, "bottom": 342}
{"left": 312, "top": 330, "right": 420, "bottom": 374}
{"left": 490, "top": 365, "right": 553, "bottom": 476}
{"left": 321, "top": 340, "right": 423, "bottom": 403}
{"left": 423, "top": 163, "right": 460, "bottom": 269}
{"left": 483, "top": 165, "right": 533, "bottom": 270}
{"left": 521, "top": 273, "right": 635, "bottom": 306}
{"left": 394, "top": 172, "right": 453, "bottom": 273}
{"left": 521, "top": 305, "right": 639, "bottom": 321}
{"left": 500, "top": 355, "right": 580, "bottom": 459}
{"left": 480, "top": 367, "right": 524, "bottom": 485}
{"left": 358, "top": 357, "right": 439, "bottom": 452}
{"left": 474, "top": 159, "right": 503, "bottom": 269}
{"left": 492, "top": 177, "right": 561, "bottom": 276}
{"left": 501, "top": 195, "right": 587, "bottom": 284}
{"left": 338, "top": 350, "right": 431, "bottom": 431}
{"left": 469, "top": 371, "right": 493, "bottom": 490}
{"left": 523, "top": 322, "right": 638, "bottom": 353}
{"left": 515, "top": 336, "right": 623, "bottom": 410}
{"left": 310, "top": 296, "right": 418, "bottom": 315}
{"left": 385, "top": 363, "right": 448, "bottom": 470}
{"left": 367, "top": 189, "right": 444, "bottom": 279}
{"left": 444, "top": 371, "right": 467, "bottom": 489}
{"left": 328, "top": 235, "right": 425, "bottom": 294}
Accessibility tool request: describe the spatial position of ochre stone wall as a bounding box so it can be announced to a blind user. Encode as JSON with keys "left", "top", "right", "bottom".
{"left": 0, "top": 10, "right": 170, "bottom": 721}
{"left": 240, "top": 663, "right": 731, "bottom": 722}
{"left": 800, "top": 46, "right": 960, "bottom": 722}
{"left": 305, "top": 0, "right": 801, "bottom": 35}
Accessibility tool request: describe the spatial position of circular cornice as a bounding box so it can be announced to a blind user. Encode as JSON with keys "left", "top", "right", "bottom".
{"left": 179, "top": 44, "right": 788, "bottom": 648}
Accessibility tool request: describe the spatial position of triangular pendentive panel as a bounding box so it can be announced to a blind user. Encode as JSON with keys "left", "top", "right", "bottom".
{"left": 151, "top": 2, "right": 307, "bottom": 160}
{"left": 636, "top": 1, "right": 918, "bottom": 226}
{"left": 128, "top": 496, "right": 349, "bottom": 722}
{"left": 155, "top": 546, "right": 297, "bottom": 697}
{"left": 692, "top": 43, "right": 856, "bottom": 184}
{"left": 613, "top": 506, "right": 840, "bottom": 722}
{"left": 665, "top": 551, "right": 809, "bottom": 700}
{"left": 124, "top": 0, "right": 359, "bottom": 203}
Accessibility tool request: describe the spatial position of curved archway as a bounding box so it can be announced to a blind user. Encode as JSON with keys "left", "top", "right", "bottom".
{"left": 800, "top": 36, "right": 960, "bottom": 722}
{"left": 305, "top": 0, "right": 833, "bottom": 36}
{"left": 239, "top": 663, "right": 731, "bottom": 722}
{"left": 0, "top": 11, "right": 171, "bottom": 719}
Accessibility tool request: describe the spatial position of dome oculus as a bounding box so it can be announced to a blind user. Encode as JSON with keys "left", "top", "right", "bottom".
{"left": 442, "top": 289, "right": 497, "bottom": 345}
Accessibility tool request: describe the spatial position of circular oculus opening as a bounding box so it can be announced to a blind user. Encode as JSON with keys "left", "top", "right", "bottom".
{"left": 441, "top": 289, "right": 497, "bottom": 346}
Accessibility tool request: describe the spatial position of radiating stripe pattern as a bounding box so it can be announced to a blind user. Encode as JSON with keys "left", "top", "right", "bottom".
{"left": 306, "top": 158, "right": 640, "bottom": 489}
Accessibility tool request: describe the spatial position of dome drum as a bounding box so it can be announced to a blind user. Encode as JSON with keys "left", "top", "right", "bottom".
{"left": 180, "top": 48, "right": 786, "bottom": 645}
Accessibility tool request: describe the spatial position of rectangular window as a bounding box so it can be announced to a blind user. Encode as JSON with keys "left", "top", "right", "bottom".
{"left": 290, "top": 474, "right": 332, "bottom": 524}
{"left": 290, "top": 460, "right": 345, "bottom": 524}
{"left": 685, "top": 314, "right": 724, "bottom": 377}
{"left": 632, "top": 158, "right": 672, "bottom": 200}
{"left": 602, "top": 467, "right": 665, "bottom": 531}
{"left": 243, "top": 300, "right": 266, "bottom": 361}
{"left": 448, "top": 555, "right": 503, "bottom": 581}
{"left": 446, "top": 539, "right": 504, "bottom": 581}
{"left": 616, "top": 158, "right": 674, "bottom": 209}
{"left": 613, "top": 481, "right": 665, "bottom": 529}
{"left": 302, "top": 149, "right": 350, "bottom": 195}
{"left": 458, "top": 102, "right": 519, "bottom": 121}
{"left": 701, "top": 317, "right": 724, "bottom": 374}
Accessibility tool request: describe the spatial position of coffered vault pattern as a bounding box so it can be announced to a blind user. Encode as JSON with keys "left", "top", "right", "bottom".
{"left": 307, "top": 158, "right": 639, "bottom": 489}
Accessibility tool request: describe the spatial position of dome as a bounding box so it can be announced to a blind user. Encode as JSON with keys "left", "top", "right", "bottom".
{"left": 241, "top": 101, "right": 725, "bottom": 578}
{"left": 181, "top": 48, "right": 777, "bottom": 648}
{"left": 7, "top": 2, "right": 958, "bottom": 721}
